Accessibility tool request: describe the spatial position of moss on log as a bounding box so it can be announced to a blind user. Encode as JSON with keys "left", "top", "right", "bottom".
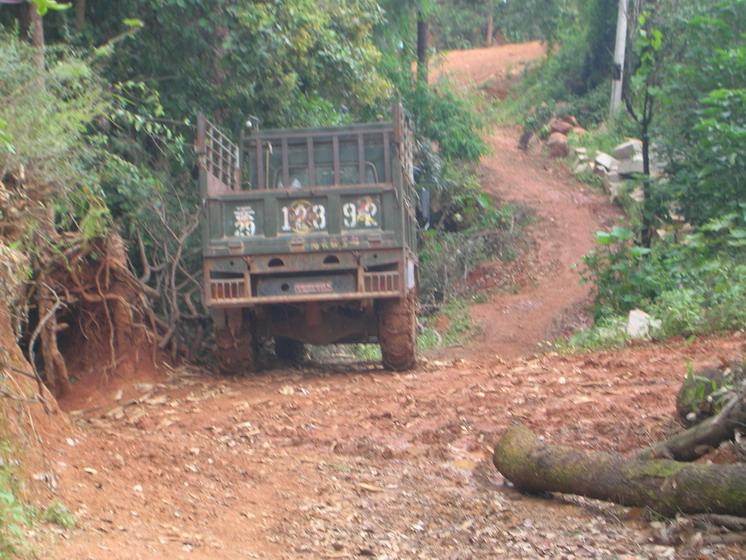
{"left": 493, "top": 425, "right": 746, "bottom": 517}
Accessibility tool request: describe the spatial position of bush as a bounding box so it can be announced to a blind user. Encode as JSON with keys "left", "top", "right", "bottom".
{"left": 418, "top": 202, "right": 529, "bottom": 310}
{"left": 407, "top": 81, "right": 488, "bottom": 162}
{"left": 583, "top": 212, "right": 746, "bottom": 342}
{"left": 559, "top": 316, "right": 630, "bottom": 353}
{"left": 651, "top": 289, "right": 706, "bottom": 338}
{"left": 655, "top": 0, "right": 746, "bottom": 226}
{"left": 582, "top": 226, "right": 664, "bottom": 319}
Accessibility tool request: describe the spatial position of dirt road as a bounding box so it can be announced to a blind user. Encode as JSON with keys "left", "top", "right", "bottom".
{"left": 434, "top": 42, "right": 619, "bottom": 359}
{"left": 467, "top": 123, "right": 619, "bottom": 359}
{"left": 37, "top": 44, "right": 745, "bottom": 560}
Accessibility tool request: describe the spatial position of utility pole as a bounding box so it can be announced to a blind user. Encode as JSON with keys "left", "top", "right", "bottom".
{"left": 610, "top": 0, "right": 628, "bottom": 116}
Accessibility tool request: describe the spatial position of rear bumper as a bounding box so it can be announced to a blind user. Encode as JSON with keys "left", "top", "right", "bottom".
{"left": 204, "top": 249, "right": 414, "bottom": 307}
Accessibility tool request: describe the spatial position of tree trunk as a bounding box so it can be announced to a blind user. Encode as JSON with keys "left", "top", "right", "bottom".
{"left": 640, "top": 97, "right": 653, "bottom": 247}
{"left": 485, "top": 13, "right": 494, "bottom": 47}
{"left": 19, "top": 2, "right": 30, "bottom": 41}
{"left": 75, "top": 0, "right": 86, "bottom": 32}
{"left": 28, "top": 2, "right": 45, "bottom": 73}
{"left": 417, "top": 11, "right": 429, "bottom": 84}
{"left": 493, "top": 425, "right": 746, "bottom": 517}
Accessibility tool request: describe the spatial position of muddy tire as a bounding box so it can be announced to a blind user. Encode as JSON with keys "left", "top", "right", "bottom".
{"left": 214, "top": 312, "right": 255, "bottom": 374}
{"left": 274, "top": 337, "right": 306, "bottom": 363}
{"left": 377, "top": 291, "right": 417, "bottom": 371}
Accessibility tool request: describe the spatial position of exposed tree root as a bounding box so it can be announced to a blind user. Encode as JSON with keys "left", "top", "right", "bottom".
{"left": 27, "top": 231, "right": 161, "bottom": 395}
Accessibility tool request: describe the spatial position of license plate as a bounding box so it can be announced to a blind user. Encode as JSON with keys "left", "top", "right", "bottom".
{"left": 294, "top": 281, "right": 334, "bottom": 295}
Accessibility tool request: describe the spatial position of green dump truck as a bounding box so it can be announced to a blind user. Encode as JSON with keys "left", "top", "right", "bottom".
{"left": 197, "top": 106, "right": 418, "bottom": 373}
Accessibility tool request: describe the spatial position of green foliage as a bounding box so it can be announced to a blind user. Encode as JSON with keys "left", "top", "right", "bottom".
{"left": 655, "top": 0, "right": 746, "bottom": 226}
{"left": 0, "top": 441, "right": 33, "bottom": 558}
{"left": 0, "top": 119, "right": 12, "bottom": 154}
{"left": 558, "top": 316, "right": 630, "bottom": 353}
{"left": 583, "top": 209, "right": 746, "bottom": 341}
{"left": 429, "top": 0, "right": 577, "bottom": 50}
{"left": 0, "top": 37, "right": 107, "bottom": 196}
{"left": 506, "top": 34, "right": 618, "bottom": 129}
{"left": 536, "top": 2, "right": 746, "bottom": 346}
{"left": 418, "top": 201, "right": 528, "bottom": 309}
{"left": 41, "top": 501, "right": 76, "bottom": 529}
{"left": 31, "top": 0, "right": 70, "bottom": 16}
{"left": 419, "top": 298, "right": 478, "bottom": 350}
{"left": 407, "top": 81, "right": 488, "bottom": 162}
{"left": 582, "top": 226, "right": 658, "bottom": 318}
{"left": 430, "top": 0, "right": 486, "bottom": 49}
{"left": 87, "top": 0, "right": 392, "bottom": 130}
{"left": 650, "top": 289, "right": 706, "bottom": 338}
{"left": 578, "top": 0, "right": 617, "bottom": 91}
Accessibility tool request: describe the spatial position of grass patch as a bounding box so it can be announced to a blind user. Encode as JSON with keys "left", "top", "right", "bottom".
{"left": 418, "top": 298, "right": 480, "bottom": 351}
{"left": 555, "top": 316, "right": 630, "bottom": 353}
{"left": 350, "top": 343, "right": 382, "bottom": 362}
{"left": 40, "top": 501, "right": 76, "bottom": 530}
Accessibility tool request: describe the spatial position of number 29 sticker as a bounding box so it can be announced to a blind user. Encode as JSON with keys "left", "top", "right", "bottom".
{"left": 280, "top": 200, "right": 327, "bottom": 234}
{"left": 343, "top": 196, "right": 379, "bottom": 229}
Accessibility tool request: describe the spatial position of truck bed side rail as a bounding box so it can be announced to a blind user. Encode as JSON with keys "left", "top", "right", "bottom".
{"left": 197, "top": 114, "right": 240, "bottom": 193}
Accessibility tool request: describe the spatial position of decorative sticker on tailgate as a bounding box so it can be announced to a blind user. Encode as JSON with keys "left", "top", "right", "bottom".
{"left": 280, "top": 200, "right": 327, "bottom": 234}
{"left": 342, "top": 196, "right": 380, "bottom": 229}
{"left": 234, "top": 205, "right": 257, "bottom": 237}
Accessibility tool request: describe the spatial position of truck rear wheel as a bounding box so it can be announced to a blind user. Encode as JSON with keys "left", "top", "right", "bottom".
{"left": 377, "top": 292, "right": 417, "bottom": 371}
{"left": 274, "top": 337, "right": 306, "bottom": 363}
{"left": 214, "top": 310, "right": 256, "bottom": 374}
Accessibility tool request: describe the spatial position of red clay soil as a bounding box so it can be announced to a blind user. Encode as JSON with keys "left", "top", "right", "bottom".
{"left": 431, "top": 41, "right": 545, "bottom": 86}
{"left": 32, "top": 43, "right": 746, "bottom": 560}
{"left": 34, "top": 335, "right": 746, "bottom": 560}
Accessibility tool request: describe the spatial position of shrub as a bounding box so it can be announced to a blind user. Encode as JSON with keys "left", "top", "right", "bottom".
{"left": 583, "top": 212, "right": 746, "bottom": 342}
{"left": 418, "top": 202, "right": 529, "bottom": 310}
{"left": 559, "top": 316, "right": 630, "bottom": 352}
{"left": 651, "top": 289, "right": 706, "bottom": 338}
{"left": 406, "top": 81, "right": 488, "bottom": 163}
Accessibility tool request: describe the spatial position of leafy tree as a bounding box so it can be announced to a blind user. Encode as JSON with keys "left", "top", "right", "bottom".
{"left": 655, "top": 0, "right": 746, "bottom": 226}
{"left": 78, "top": 1, "right": 392, "bottom": 130}
{"left": 429, "top": 0, "right": 576, "bottom": 49}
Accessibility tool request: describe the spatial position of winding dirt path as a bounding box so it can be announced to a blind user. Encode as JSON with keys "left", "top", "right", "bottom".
{"left": 437, "top": 44, "right": 619, "bottom": 360}
{"left": 468, "top": 128, "right": 619, "bottom": 358}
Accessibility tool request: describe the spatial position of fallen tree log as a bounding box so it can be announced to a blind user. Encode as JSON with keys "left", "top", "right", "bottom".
{"left": 493, "top": 424, "right": 746, "bottom": 517}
